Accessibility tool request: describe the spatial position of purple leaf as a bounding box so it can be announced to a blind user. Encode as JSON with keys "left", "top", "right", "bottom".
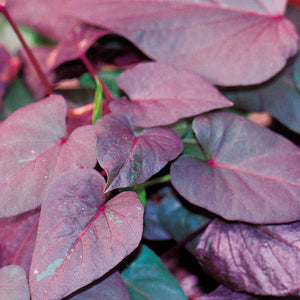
{"left": 95, "top": 113, "right": 183, "bottom": 192}
{"left": 6, "top": 0, "right": 78, "bottom": 41}
{"left": 110, "top": 62, "right": 232, "bottom": 127}
{"left": 196, "top": 219, "right": 300, "bottom": 296}
{"left": 0, "top": 209, "right": 39, "bottom": 275}
{"left": 65, "top": 0, "right": 299, "bottom": 85}
{"left": 67, "top": 271, "right": 130, "bottom": 300}
{"left": 29, "top": 169, "right": 144, "bottom": 300}
{"left": 171, "top": 112, "right": 300, "bottom": 224}
{"left": 0, "top": 94, "right": 97, "bottom": 217}
{"left": 198, "top": 284, "right": 258, "bottom": 300}
{"left": 224, "top": 53, "right": 300, "bottom": 134}
{"left": 0, "top": 265, "right": 30, "bottom": 300}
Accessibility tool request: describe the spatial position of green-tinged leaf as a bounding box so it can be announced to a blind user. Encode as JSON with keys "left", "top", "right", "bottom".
{"left": 120, "top": 184, "right": 147, "bottom": 207}
{"left": 121, "top": 245, "right": 187, "bottom": 300}
{"left": 158, "top": 194, "right": 210, "bottom": 254}
{"left": 143, "top": 199, "right": 172, "bottom": 241}
{"left": 0, "top": 77, "right": 34, "bottom": 120}
{"left": 294, "top": 53, "right": 300, "bottom": 91}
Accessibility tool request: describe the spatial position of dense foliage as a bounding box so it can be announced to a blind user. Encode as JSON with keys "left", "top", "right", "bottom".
{"left": 0, "top": 1, "right": 299, "bottom": 299}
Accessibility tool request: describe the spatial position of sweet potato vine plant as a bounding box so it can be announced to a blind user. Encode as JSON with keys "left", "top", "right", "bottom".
{"left": 0, "top": 0, "right": 300, "bottom": 299}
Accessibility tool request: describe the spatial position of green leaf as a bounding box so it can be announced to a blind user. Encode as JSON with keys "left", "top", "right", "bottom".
{"left": 158, "top": 194, "right": 210, "bottom": 254}
{"left": 121, "top": 245, "right": 187, "bottom": 300}
{"left": 0, "top": 77, "right": 34, "bottom": 120}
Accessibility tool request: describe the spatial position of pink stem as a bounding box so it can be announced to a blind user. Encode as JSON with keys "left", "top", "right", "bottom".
{"left": 78, "top": 52, "right": 114, "bottom": 102}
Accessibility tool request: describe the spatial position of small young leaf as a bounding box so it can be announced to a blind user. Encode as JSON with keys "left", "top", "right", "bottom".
{"left": 111, "top": 62, "right": 232, "bottom": 127}
{"left": 29, "top": 169, "right": 144, "bottom": 300}
{"left": 66, "top": 271, "right": 130, "bottom": 300}
{"left": 196, "top": 219, "right": 300, "bottom": 296}
{"left": 0, "top": 94, "right": 97, "bottom": 217}
{"left": 171, "top": 112, "right": 300, "bottom": 224}
{"left": 121, "top": 245, "right": 187, "bottom": 300}
{"left": 0, "top": 265, "right": 30, "bottom": 300}
{"left": 95, "top": 113, "right": 183, "bottom": 192}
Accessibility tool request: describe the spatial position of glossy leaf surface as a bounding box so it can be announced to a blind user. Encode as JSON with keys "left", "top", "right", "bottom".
{"left": 30, "top": 169, "right": 144, "bottom": 300}
{"left": 95, "top": 113, "right": 182, "bottom": 192}
{"left": 67, "top": 271, "right": 130, "bottom": 300}
{"left": 0, "top": 95, "right": 97, "bottom": 217}
{"left": 0, "top": 265, "right": 30, "bottom": 300}
{"left": 196, "top": 219, "right": 300, "bottom": 296}
{"left": 171, "top": 112, "right": 300, "bottom": 224}
{"left": 121, "top": 245, "right": 187, "bottom": 300}
{"left": 111, "top": 62, "right": 232, "bottom": 127}
{"left": 66, "top": 0, "right": 298, "bottom": 86}
{"left": 0, "top": 209, "right": 39, "bottom": 275}
{"left": 158, "top": 194, "right": 210, "bottom": 254}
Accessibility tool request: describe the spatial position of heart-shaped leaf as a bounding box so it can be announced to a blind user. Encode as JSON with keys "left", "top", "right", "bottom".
{"left": 67, "top": 271, "right": 130, "bottom": 300}
{"left": 121, "top": 245, "right": 187, "bottom": 300}
{"left": 30, "top": 169, "right": 144, "bottom": 300}
{"left": 110, "top": 62, "right": 232, "bottom": 127}
{"left": 171, "top": 112, "right": 300, "bottom": 224}
{"left": 65, "top": 0, "right": 299, "bottom": 86}
{"left": 95, "top": 113, "right": 183, "bottom": 192}
{"left": 196, "top": 219, "right": 300, "bottom": 296}
{"left": 0, "top": 209, "right": 39, "bottom": 275}
{"left": 0, "top": 265, "right": 30, "bottom": 300}
{"left": 0, "top": 94, "right": 97, "bottom": 217}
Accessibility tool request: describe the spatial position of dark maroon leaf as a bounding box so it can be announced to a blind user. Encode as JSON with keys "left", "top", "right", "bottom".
{"left": 196, "top": 219, "right": 300, "bottom": 296}
{"left": 67, "top": 271, "right": 130, "bottom": 300}
{"left": 224, "top": 54, "right": 300, "bottom": 134}
{"left": 110, "top": 62, "right": 232, "bottom": 127}
{"left": 0, "top": 209, "right": 39, "bottom": 275}
{"left": 29, "top": 169, "right": 144, "bottom": 300}
{"left": 65, "top": 0, "right": 299, "bottom": 86}
{"left": 0, "top": 94, "right": 97, "bottom": 217}
{"left": 0, "top": 265, "right": 30, "bottom": 300}
{"left": 95, "top": 113, "right": 183, "bottom": 192}
{"left": 198, "top": 284, "right": 258, "bottom": 300}
{"left": 171, "top": 112, "right": 300, "bottom": 224}
{"left": 0, "top": 44, "right": 20, "bottom": 104}
{"left": 45, "top": 24, "right": 109, "bottom": 73}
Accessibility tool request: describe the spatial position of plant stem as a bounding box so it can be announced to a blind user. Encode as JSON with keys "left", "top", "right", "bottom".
{"left": 142, "top": 174, "right": 171, "bottom": 188}
{"left": 78, "top": 53, "right": 114, "bottom": 102}
{"left": 0, "top": 5, "right": 53, "bottom": 96}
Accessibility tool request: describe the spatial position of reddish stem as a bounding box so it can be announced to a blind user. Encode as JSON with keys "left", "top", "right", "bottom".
{"left": 78, "top": 52, "right": 114, "bottom": 102}
{"left": 0, "top": 5, "right": 53, "bottom": 96}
